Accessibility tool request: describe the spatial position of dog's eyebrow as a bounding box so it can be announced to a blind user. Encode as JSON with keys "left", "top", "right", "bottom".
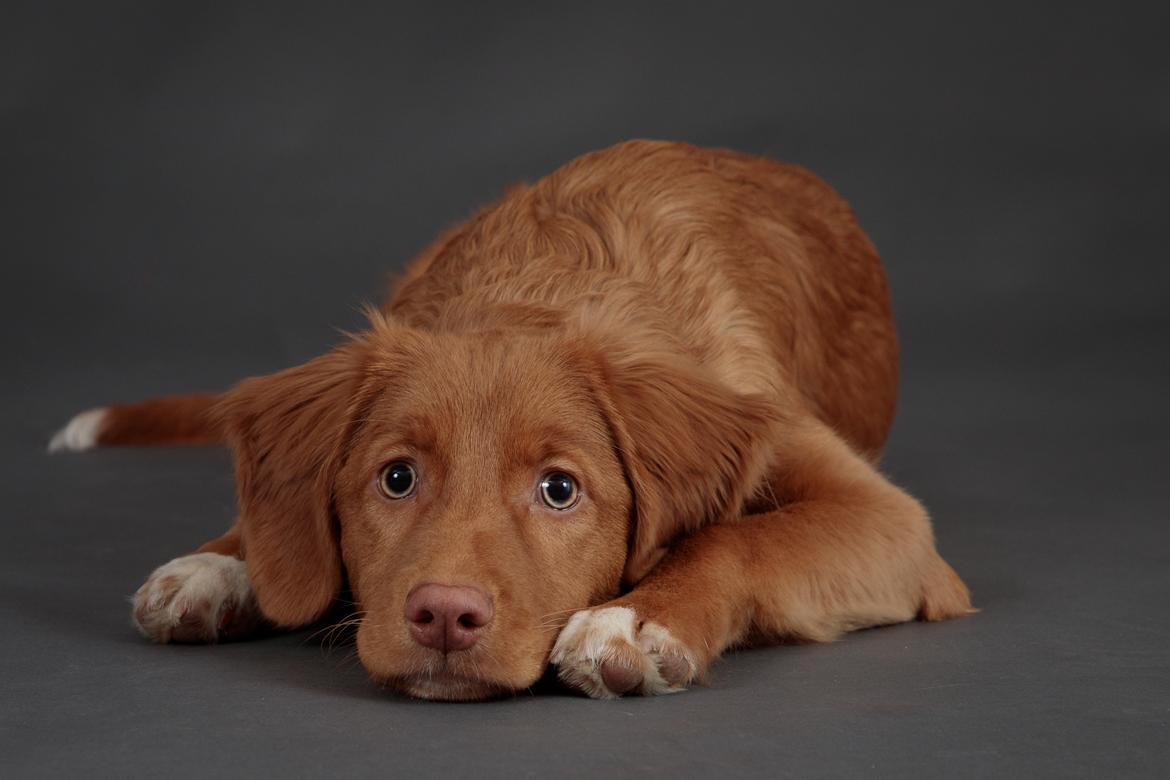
{"left": 355, "top": 415, "right": 438, "bottom": 452}
{"left": 503, "top": 422, "right": 601, "bottom": 468}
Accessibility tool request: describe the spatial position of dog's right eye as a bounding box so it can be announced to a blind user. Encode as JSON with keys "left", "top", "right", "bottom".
{"left": 378, "top": 461, "right": 417, "bottom": 499}
{"left": 539, "top": 471, "right": 579, "bottom": 510}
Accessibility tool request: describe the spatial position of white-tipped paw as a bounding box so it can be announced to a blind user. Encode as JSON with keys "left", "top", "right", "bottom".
{"left": 550, "top": 606, "right": 698, "bottom": 699}
{"left": 48, "top": 407, "right": 107, "bottom": 453}
{"left": 132, "top": 553, "right": 261, "bottom": 643}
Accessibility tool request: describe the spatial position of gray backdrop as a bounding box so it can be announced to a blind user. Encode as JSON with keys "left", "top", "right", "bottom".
{"left": 3, "top": 2, "right": 1168, "bottom": 777}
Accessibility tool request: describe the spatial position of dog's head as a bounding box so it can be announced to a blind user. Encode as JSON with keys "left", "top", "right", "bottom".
{"left": 215, "top": 311, "right": 778, "bottom": 700}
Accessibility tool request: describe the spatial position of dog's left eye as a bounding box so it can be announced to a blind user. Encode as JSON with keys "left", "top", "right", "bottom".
{"left": 539, "top": 472, "right": 579, "bottom": 510}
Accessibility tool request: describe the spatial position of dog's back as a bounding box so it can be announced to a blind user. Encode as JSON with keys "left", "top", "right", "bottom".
{"left": 388, "top": 140, "right": 898, "bottom": 456}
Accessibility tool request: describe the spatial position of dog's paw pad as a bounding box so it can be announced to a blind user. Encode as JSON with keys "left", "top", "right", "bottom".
{"left": 132, "top": 553, "right": 260, "bottom": 643}
{"left": 549, "top": 606, "right": 697, "bottom": 698}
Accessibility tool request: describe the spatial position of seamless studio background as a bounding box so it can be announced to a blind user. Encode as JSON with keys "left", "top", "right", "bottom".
{"left": 3, "top": 3, "right": 1168, "bottom": 777}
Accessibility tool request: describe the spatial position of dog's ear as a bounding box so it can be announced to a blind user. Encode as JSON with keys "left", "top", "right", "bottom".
{"left": 213, "top": 340, "right": 372, "bottom": 627}
{"left": 587, "top": 338, "right": 782, "bottom": 586}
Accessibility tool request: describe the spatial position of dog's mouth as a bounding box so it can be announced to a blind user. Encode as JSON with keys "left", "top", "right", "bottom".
{"left": 354, "top": 611, "right": 555, "bottom": 701}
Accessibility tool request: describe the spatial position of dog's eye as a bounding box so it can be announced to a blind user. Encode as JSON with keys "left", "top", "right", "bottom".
{"left": 539, "top": 472, "right": 579, "bottom": 510}
{"left": 378, "top": 461, "right": 417, "bottom": 499}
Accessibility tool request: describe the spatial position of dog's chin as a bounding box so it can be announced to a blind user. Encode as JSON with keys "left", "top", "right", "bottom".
{"left": 372, "top": 658, "right": 546, "bottom": 702}
{"left": 389, "top": 672, "right": 511, "bottom": 702}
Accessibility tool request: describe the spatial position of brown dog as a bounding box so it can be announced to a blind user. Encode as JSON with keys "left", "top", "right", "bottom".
{"left": 50, "top": 140, "right": 973, "bottom": 700}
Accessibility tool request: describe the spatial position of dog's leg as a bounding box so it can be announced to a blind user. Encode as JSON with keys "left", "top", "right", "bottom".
{"left": 132, "top": 524, "right": 266, "bottom": 643}
{"left": 551, "top": 417, "right": 973, "bottom": 698}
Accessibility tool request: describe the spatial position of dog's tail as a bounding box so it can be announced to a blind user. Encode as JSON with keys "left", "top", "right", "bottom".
{"left": 48, "top": 392, "right": 223, "bottom": 452}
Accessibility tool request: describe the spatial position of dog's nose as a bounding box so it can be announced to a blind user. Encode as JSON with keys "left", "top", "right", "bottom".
{"left": 404, "top": 583, "right": 494, "bottom": 653}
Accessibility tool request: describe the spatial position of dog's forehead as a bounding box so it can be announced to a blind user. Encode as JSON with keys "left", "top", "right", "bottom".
{"left": 364, "top": 331, "right": 600, "bottom": 443}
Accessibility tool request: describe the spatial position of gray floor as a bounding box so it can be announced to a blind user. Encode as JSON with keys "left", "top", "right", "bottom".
{"left": 3, "top": 4, "right": 1168, "bottom": 777}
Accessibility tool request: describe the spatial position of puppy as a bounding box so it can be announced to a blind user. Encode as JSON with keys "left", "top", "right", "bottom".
{"left": 51, "top": 140, "right": 973, "bottom": 700}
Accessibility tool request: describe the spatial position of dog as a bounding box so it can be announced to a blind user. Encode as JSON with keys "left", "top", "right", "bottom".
{"left": 50, "top": 140, "right": 973, "bottom": 700}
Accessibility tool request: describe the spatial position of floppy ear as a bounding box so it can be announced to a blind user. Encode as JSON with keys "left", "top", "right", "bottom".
{"left": 214, "top": 341, "right": 371, "bottom": 627}
{"left": 588, "top": 339, "right": 783, "bottom": 586}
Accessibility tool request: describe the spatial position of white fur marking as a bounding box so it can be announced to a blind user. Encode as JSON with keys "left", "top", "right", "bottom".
{"left": 132, "top": 552, "right": 258, "bottom": 643}
{"left": 48, "top": 407, "right": 107, "bottom": 453}
{"left": 550, "top": 606, "right": 693, "bottom": 699}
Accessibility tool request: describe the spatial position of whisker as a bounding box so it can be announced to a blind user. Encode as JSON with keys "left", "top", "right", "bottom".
{"left": 536, "top": 605, "right": 591, "bottom": 628}
{"left": 303, "top": 611, "right": 368, "bottom": 654}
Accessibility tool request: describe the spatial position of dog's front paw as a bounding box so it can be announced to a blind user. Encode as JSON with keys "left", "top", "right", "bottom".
{"left": 549, "top": 606, "right": 698, "bottom": 699}
{"left": 132, "top": 553, "right": 261, "bottom": 643}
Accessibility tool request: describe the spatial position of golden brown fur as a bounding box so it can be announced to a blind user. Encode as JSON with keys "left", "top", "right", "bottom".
{"left": 81, "top": 140, "right": 972, "bottom": 700}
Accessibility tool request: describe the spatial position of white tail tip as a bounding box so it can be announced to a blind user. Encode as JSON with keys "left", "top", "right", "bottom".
{"left": 48, "top": 408, "right": 108, "bottom": 453}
